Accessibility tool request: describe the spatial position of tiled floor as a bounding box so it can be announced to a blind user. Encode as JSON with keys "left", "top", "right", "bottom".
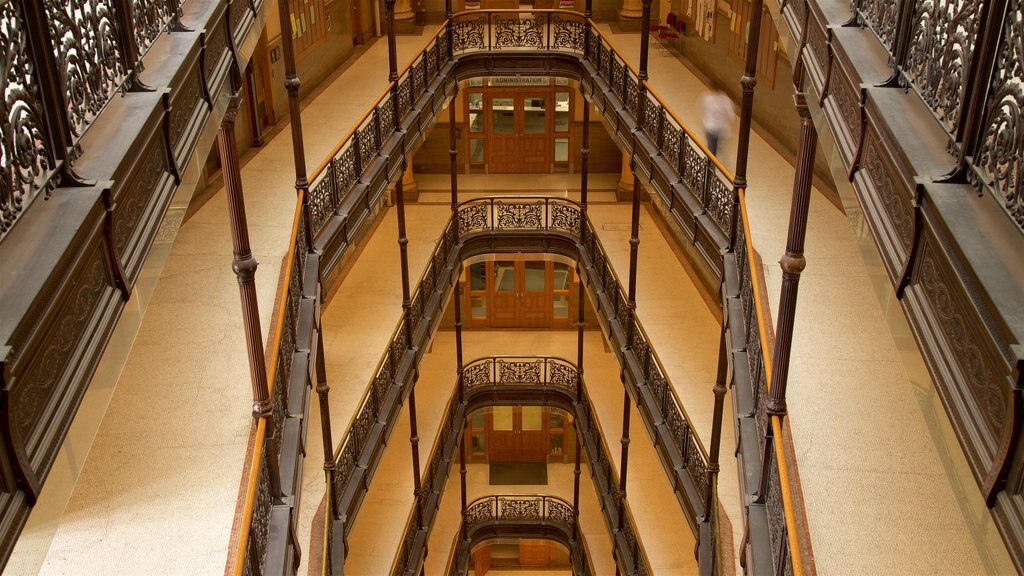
{"left": 10, "top": 18, "right": 1015, "bottom": 576}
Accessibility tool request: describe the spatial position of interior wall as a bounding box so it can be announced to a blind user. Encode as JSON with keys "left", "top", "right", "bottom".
{"left": 266, "top": 0, "right": 359, "bottom": 123}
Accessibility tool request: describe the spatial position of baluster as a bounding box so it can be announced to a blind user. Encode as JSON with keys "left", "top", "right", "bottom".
{"left": 111, "top": 0, "right": 146, "bottom": 90}
{"left": 546, "top": 12, "right": 551, "bottom": 49}
{"left": 488, "top": 12, "right": 493, "bottom": 50}
{"left": 353, "top": 136, "right": 364, "bottom": 176}
{"left": 656, "top": 106, "right": 665, "bottom": 149}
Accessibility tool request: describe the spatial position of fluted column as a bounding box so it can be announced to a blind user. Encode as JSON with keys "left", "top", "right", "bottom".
{"left": 767, "top": 93, "right": 816, "bottom": 417}
{"left": 730, "top": 0, "right": 765, "bottom": 248}
{"left": 220, "top": 96, "right": 268, "bottom": 419}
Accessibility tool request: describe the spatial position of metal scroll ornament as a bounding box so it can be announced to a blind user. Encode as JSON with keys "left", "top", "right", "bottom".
{"left": 498, "top": 496, "right": 541, "bottom": 519}
{"left": 974, "top": 0, "right": 1023, "bottom": 229}
{"left": 550, "top": 202, "right": 580, "bottom": 233}
{"left": 857, "top": 0, "right": 898, "bottom": 53}
{"left": 1, "top": 6, "right": 56, "bottom": 239}
{"left": 905, "top": 0, "right": 980, "bottom": 132}
{"left": 493, "top": 15, "right": 544, "bottom": 49}
{"left": 496, "top": 359, "right": 543, "bottom": 384}
{"left": 132, "top": 0, "right": 171, "bottom": 62}
{"left": 552, "top": 15, "right": 585, "bottom": 51}
{"left": 495, "top": 200, "right": 543, "bottom": 228}
{"left": 45, "top": 0, "right": 127, "bottom": 139}
{"left": 452, "top": 15, "right": 486, "bottom": 52}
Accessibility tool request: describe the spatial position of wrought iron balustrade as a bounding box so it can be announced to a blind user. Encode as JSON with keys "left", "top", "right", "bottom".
{"left": 0, "top": 0, "right": 250, "bottom": 240}
{"left": 295, "top": 11, "right": 807, "bottom": 575}
{"left": 384, "top": 354, "right": 646, "bottom": 576}
{"left": 838, "top": 0, "right": 1024, "bottom": 232}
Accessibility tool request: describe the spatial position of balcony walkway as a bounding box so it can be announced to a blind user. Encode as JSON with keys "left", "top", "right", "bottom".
{"left": 10, "top": 18, "right": 1013, "bottom": 576}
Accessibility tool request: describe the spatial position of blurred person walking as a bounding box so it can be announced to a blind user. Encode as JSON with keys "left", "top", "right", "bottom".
{"left": 700, "top": 84, "right": 735, "bottom": 156}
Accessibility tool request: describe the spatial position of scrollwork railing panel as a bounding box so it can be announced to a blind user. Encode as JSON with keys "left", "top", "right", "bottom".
{"left": 706, "top": 173, "right": 733, "bottom": 235}
{"left": 973, "top": 0, "right": 1024, "bottom": 229}
{"left": 498, "top": 496, "right": 542, "bottom": 519}
{"left": 131, "top": 0, "right": 171, "bottom": 61}
{"left": 496, "top": 359, "right": 543, "bottom": 384}
{"left": 548, "top": 359, "right": 578, "bottom": 391}
{"left": 45, "top": 0, "right": 127, "bottom": 138}
{"left": 905, "top": 0, "right": 981, "bottom": 133}
{"left": 452, "top": 15, "right": 486, "bottom": 52}
{"left": 552, "top": 14, "right": 585, "bottom": 51}
{"left": 495, "top": 199, "right": 543, "bottom": 228}
{"left": 493, "top": 14, "right": 545, "bottom": 49}
{"left": 0, "top": 4, "right": 57, "bottom": 240}
{"left": 857, "top": 0, "right": 898, "bottom": 53}
{"left": 550, "top": 201, "right": 581, "bottom": 233}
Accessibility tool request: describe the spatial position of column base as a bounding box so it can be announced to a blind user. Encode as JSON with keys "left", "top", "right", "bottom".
{"left": 617, "top": 10, "right": 644, "bottom": 29}
{"left": 389, "top": 184, "right": 419, "bottom": 204}
{"left": 394, "top": 17, "right": 423, "bottom": 34}
{"left": 616, "top": 182, "right": 650, "bottom": 202}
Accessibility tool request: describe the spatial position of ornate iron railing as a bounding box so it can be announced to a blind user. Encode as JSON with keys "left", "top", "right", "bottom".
{"left": 722, "top": 189, "right": 807, "bottom": 575}
{"left": 584, "top": 28, "right": 736, "bottom": 242}
{"left": 296, "top": 11, "right": 809, "bottom": 575}
{"left": 0, "top": 0, "right": 250, "bottom": 240}
{"left": 385, "top": 355, "right": 648, "bottom": 576}
{"left": 321, "top": 216, "right": 460, "bottom": 576}
{"left": 456, "top": 196, "right": 582, "bottom": 236}
{"left": 841, "top": 0, "right": 1023, "bottom": 231}
{"left": 306, "top": 26, "right": 452, "bottom": 239}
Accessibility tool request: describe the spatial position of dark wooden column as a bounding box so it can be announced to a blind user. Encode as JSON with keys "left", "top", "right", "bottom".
{"left": 276, "top": 0, "right": 310, "bottom": 201}
{"left": 450, "top": 94, "right": 459, "bottom": 215}
{"left": 220, "top": 95, "right": 268, "bottom": 417}
{"left": 384, "top": 0, "right": 423, "bottom": 529}
{"left": 455, "top": 282, "right": 465, "bottom": 404}
{"left": 618, "top": 0, "right": 652, "bottom": 513}
{"left": 316, "top": 328, "right": 335, "bottom": 494}
{"left": 730, "top": 0, "right": 765, "bottom": 248}
{"left": 573, "top": 433, "right": 582, "bottom": 542}
{"left": 460, "top": 424, "right": 468, "bottom": 542}
{"left": 578, "top": 103, "right": 590, "bottom": 404}
{"left": 706, "top": 320, "right": 728, "bottom": 519}
{"left": 614, "top": 373, "right": 630, "bottom": 528}
{"left": 767, "top": 93, "right": 816, "bottom": 417}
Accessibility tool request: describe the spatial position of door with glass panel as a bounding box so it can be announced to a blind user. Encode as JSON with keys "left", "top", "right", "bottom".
{"left": 465, "top": 259, "right": 574, "bottom": 329}
{"left": 519, "top": 94, "right": 550, "bottom": 172}
{"left": 486, "top": 95, "right": 518, "bottom": 173}
{"left": 485, "top": 93, "right": 551, "bottom": 173}
{"left": 491, "top": 260, "right": 518, "bottom": 327}
{"left": 487, "top": 406, "right": 549, "bottom": 463}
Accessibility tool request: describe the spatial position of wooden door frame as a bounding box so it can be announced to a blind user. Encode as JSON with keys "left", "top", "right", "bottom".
{"left": 463, "top": 256, "right": 578, "bottom": 329}
{"left": 464, "top": 80, "right": 574, "bottom": 174}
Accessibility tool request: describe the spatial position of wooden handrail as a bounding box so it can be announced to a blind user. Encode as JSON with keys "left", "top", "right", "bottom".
{"left": 310, "top": 20, "right": 453, "bottom": 184}
{"left": 395, "top": 21, "right": 453, "bottom": 79}
{"left": 739, "top": 188, "right": 805, "bottom": 575}
{"left": 309, "top": 85, "right": 393, "bottom": 182}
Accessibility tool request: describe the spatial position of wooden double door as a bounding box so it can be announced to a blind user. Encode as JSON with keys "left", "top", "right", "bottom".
{"left": 486, "top": 93, "right": 551, "bottom": 173}
{"left": 488, "top": 406, "right": 549, "bottom": 463}
{"left": 466, "top": 258, "right": 575, "bottom": 329}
